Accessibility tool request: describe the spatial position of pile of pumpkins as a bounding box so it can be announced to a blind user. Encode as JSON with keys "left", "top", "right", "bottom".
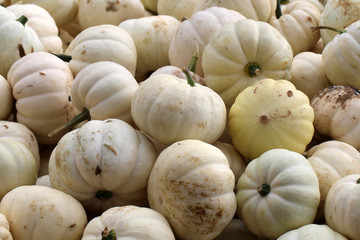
{"left": 0, "top": 0, "right": 360, "bottom": 239}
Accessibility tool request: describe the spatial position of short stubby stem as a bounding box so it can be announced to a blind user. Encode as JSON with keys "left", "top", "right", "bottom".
{"left": 257, "top": 183, "right": 271, "bottom": 197}
{"left": 96, "top": 190, "right": 113, "bottom": 201}
{"left": 101, "top": 227, "right": 117, "bottom": 240}
{"left": 245, "top": 62, "right": 261, "bottom": 77}
{"left": 259, "top": 114, "right": 270, "bottom": 124}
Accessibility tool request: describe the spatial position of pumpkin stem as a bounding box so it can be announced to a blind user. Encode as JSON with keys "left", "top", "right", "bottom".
{"left": 281, "top": 0, "right": 290, "bottom": 3}
{"left": 310, "top": 26, "right": 346, "bottom": 34}
{"left": 182, "top": 47, "right": 199, "bottom": 87}
{"left": 245, "top": 62, "right": 261, "bottom": 77}
{"left": 48, "top": 108, "right": 91, "bottom": 138}
{"left": 357, "top": 178, "right": 360, "bottom": 184}
{"left": 101, "top": 227, "right": 117, "bottom": 240}
{"left": 276, "top": 0, "right": 282, "bottom": 19}
{"left": 16, "top": 15, "right": 28, "bottom": 26}
{"left": 96, "top": 190, "right": 113, "bottom": 201}
{"left": 1, "top": 0, "right": 11, "bottom": 7}
{"left": 51, "top": 53, "right": 72, "bottom": 62}
{"left": 257, "top": 183, "right": 271, "bottom": 197}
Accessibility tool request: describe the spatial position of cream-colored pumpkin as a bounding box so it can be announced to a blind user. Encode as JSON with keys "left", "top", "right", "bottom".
{"left": 35, "top": 174, "right": 51, "bottom": 188}
{"left": 310, "top": 38, "right": 325, "bottom": 53}
{"left": 290, "top": 51, "right": 331, "bottom": 100}
{"left": 70, "top": 61, "right": 139, "bottom": 125}
{"left": 195, "top": 0, "right": 277, "bottom": 22}
{"left": 10, "top": 0, "right": 79, "bottom": 27}
{"left": 325, "top": 174, "right": 360, "bottom": 240}
{"left": 140, "top": 0, "right": 158, "bottom": 13}
{"left": 321, "top": 20, "right": 360, "bottom": 89}
{"left": 131, "top": 74, "right": 227, "bottom": 145}
{"left": 319, "top": 0, "right": 360, "bottom": 45}
{"left": 168, "top": 7, "right": 246, "bottom": 77}
{"left": 0, "top": 185, "right": 87, "bottom": 240}
{"left": 0, "top": 138, "right": 37, "bottom": 200}
{"left": 119, "top": 15, "right": 180, "bottom": 81}
{"left": 282, "top": 0, "right": 325, "bottom": 13}
{"left": 77, "top": 0, "right": 145, "bottom": 30}
{"left": 311, "top": 86, "right": 360, "bottom": 150}
{"left": 7, "top": 51, "right": 75, "bottom": 145}
{"left": 202, "top": 19, "right": 293, "bottom": 107}
{"left": 0, "top": 121, "right": 40, "bottom": 170}
{"left": 0, "top": 213, "right": 12, "bottom": 240}
{"left": 229, "top": 78, "right": 314, "bottom": 160}
{"left": 0, "top": 75, "right": 13, "bottom": 120}
{"left": 7, "top": 3, "right": 63, "bottom": 53}
{"left": 236, "top": 148, "right": 320, "bottom": 239}
{"left": 151, "top": 65, "right": 205, "bottom": 85}
{"left": 156, "top": 0, "right": 201, "bottom": 21}
{"left": 277, "top": 224, "right": 348, "bottom": 240}
{"left": 268, "top": 1, "right": 321, "bottom": 56}
{"left": 147, "top": 139, "right": 237, "bottom": 240}
{"left": 0, "top": 6, "right": 43, "bottom": 78}
{"left": 82, "top": 205, "right": 176, "bottom": 240}
{"left": 67, "top": 24, "right": 137, "bottom": 76}
{"left": 305, "top": 140, "right": 360, "bottom": 220}
{"left": 49, "top": 119, "right": 158, "bottom": 214}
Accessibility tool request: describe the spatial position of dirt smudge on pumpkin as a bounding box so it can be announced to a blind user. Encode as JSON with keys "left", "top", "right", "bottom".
{"left": 18, "top": 44, "right": 25, "bottom": 57}
{"left": 312, "top": 86, "right": 360, "bottom": 110}
{"left": 94, "top": 165, "right": 101, "bottom": 175}
{"left": 106, "top": 0, "right": 119, "bottom": 12}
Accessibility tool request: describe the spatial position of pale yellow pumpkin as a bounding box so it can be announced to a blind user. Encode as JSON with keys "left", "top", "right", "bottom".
{"left": 277, "top": 224, "right": 348, "bottom": 240}
{"left": 202, "top": 19, "right": 293, "bottom": 107}
{"left": 0, "top": 185, "right": 87, "bottom": 240}
{"left": 0, "top": 75, "right": 13, "bottom": 120}
{"left": 82, "top": 205, "right": 176, "bottom": 240}
{"left": 119, "top": 15, "right": 180, "bottom": 81}
{"left": 7, "top": 51, "right": 75, "bottom": 145}
{"left": 77, "top": 0, "right": 145, "bottom": 30}
{"left": 131, "top": 74, "right": 227, "bottom": 145}
{"left": 236, "top": 148, "right": 320, "bottom": 239}
{"left": 305, "top": 140, "right": 360, "bottom": 221}
{"left": 147, "top": 139, "right": 237, "bottom": 240}
{"left": 229, "top": 78, "right": 314, "bottom": 160}
{"left": 0, "top": 213, "right": 12, "bottom": 240}
{"left": 325, "top": 174, "right": 360, "bottom": 240}
{"left": 49, "top": 119, "right": 158, "bottom": 214}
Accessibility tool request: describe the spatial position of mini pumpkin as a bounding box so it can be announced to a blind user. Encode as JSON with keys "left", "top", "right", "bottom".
{"left": 277, "top": 224, "right": 347, "bottom": 240}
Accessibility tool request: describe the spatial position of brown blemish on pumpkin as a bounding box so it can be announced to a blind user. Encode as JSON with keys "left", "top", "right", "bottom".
{"left": 68, "top": 223, "right": 76, "bottom": 229}
{"left": 106, "top": 0, "right": 119, "bottom": 12}
{"left": 287, "top": 90, "right": 293, "bottom": 97}
{"left": 260, "top": 114, "right": 270, "bottom": 123}
{"left": 39, "top": 72, "right": 46, "bottom": 76}
{"left": 312, "top": 86, "right": 360, "bottom": 110}
{"left": 81, "top": 50, "right": 86, "bottom": 55}
{"left": 335, "top": 0, "right": 351, "bottom": 15}
{"left": 104, "top": 143, "right": 117, "bottom": 155}
{"left": 94, "top": 165, "right": 101, "bottom": 175}
{"left": 27, "top": 85, "right": 34, "bottom": 87}
{"left": 3, "top": 124, "right": 9, "bottom": 129}
{"left": 18, "top": 44, "right": 25, "bottom": 57}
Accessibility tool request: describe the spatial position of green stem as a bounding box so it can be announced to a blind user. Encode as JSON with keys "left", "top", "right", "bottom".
{"left": 310, "top": 26, "right": 346, "bottom": 34}
{"left": 96, "top": 190, "right": 113, "bottom": 201}
{"left": 16, "top": 15, "right": 28, "bottom": 26}
{"left": 276, "top": 0, "right": 282, "bottom": 19}
{"left": 244, "top": 62, "right": 261, "bottom": 77}
{"left": 187, "top": 46, "right": 199, "bottom": 73}
{"left": 357, "top": 178, "right": 360, "bottom": 184}
{"left": 51, "top": 53, "right": 72, "bottom": 62}
{"left": 183, "top": 68, "right": 195, "bottom": 87}
{"left": 101, "top": 228, "right": 117, "bottom": 240}
{"left": 257, "top": 183, "right": 271, "bottom": 197}
{"left": 48, "top": 108, "right": 91, "bottom": 138}
{"left": 281, "top": 0, "right": 289, "bottom": 4}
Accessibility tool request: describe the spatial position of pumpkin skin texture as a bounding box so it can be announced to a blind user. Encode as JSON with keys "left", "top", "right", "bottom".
{"left": 202, "top": 19, "right": 293, "bottom": 107}
{"left": 311, "top": 86, "right": 360, "bottom": 150}
{"left": 0, "top": 6, "right": 43, "bottom": 78}
{"left": 305, "top": 140, "right": 360, "bottom": 221}
{"left": 0, "top": 75, "right": 13, "bottom": 120}
{"left": 321, "top": 20, "right": 360, "bottom": 89}
{"left": 156, "top": 0, "right": 201, "bottom": 21}
{"left": 0, "top": 213, "right": 12, "bottom": 240}
{"left": 7, "top": 51, "right": 75, "bottom": 145}
{"left": 147, "top": 139, "right": 237, "bottom": 240}
{"left": 49, "top": 119, "right": 158, "bottom": 214}
{"left": 319, "top": 0, "right": 360, "bottom": 46}
{"left": 82, "top": 205, "right": 176, "bottom": 240}
{"left": 277, "top": 224, "right": 348, "bottom": 240}
{"left": 229, "top": 78, "right": 314, "bottom": 161}
{"left": 71, "top": 61, "right": 139, "bottom": 124}
{"left": 290, "top": 51, "right": 331, "bottom": 100}
{"left": 119, "top": 15, "right": 180, "bottom": 81}
{"left": 131, "top": 74, "right": 227, "bottom": 145}
{"left": 67, "top": 24, "right": 137, "bottom": 76}
{"left": 236, "top": 149, "right": 320, "bottom": 239}
{"left": 268, "top": 1, "right": 321, "bottom": 56}
{"left": 0, "top": 185, "right": 87, "bottom": 240}
{"left": 325, "top": 174, "right": 360, "bottom": 240}
{"left": 168, "top": 7, "right": 246, "bottom": 77}
{"left": 0, "top": 139, "right": 37, "bottom": 200}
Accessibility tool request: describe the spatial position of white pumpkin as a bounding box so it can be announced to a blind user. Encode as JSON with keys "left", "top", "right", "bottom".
{"left": 82, "top": 205, "right": 176, "bottom": 240}
{"left": 147, "top": 139, "right": 237, "bottom": 240}
{"left": 0, "top": 75, "right": 13, "bottom": 120}
{"left": 0, "top": 213, "right": 12, "bottom": 240}
{"left": 49, "top": 119, "right": 158, "bottom": 213}
{"left": 157, "top": 0, "right": 202, "bottom": 21}
{"left": 7, "top": 3, "right": 63, "bottom": 53}
{"left": 0, "top": 185, "right": 87, "bottom": 240}
{"left": 277, "top": 224, "right": 348, "bottom": 240}
{"left": 67, "top": 24, "right": 137, "bottom": 76}
{"left": 0, "top": 6, "right": 43, "bottom": 78}
{"left": 131, "top": 73, "right": 227, "bottom": 145}
{"left": 77, "top": 0, "right": 145, "bottom": 30}
{"left": 325, "top": 174, "right": 360, "bottom": 240}
{"left": 236, "top": 148, "right": 320, "bottom": 239}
